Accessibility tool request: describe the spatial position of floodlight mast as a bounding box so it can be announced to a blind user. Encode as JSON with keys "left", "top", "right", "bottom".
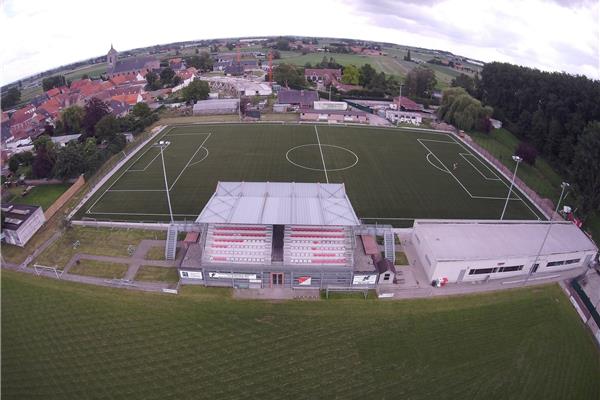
{"left": 158, "top": 141, "right": 174, "bottom": 223}
{"left": 523, "top": 182, "right": 570, "bottom": 286}
{"left": 500, "top": 155, "right": 522, "bottom": 220}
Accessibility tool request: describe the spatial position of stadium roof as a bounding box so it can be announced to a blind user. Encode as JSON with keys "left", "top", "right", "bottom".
{"left": 196, "top": 182, "right": 360, "bottom": 226}
{"left": 414, "top": 220, "right": 598, "bottom": 262}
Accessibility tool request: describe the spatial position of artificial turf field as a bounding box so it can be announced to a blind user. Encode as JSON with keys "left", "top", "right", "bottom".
{"left": 2, "top": 271, "right": 598, "bottom": 399}
{"left": 76, "top": 124, "right": 543, "bottom": 225}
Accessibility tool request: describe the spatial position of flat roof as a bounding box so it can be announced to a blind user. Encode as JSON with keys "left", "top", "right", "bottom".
{"left": 414, "top": 220, "right": 597, "bottom": 261}
{"left": 1, "top": 203, "right": 42, "bottom": 231}
{"left": 196, "top": 182, "right": 360, "bottom": 226}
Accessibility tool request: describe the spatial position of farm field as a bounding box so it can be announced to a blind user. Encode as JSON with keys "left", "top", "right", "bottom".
{"left": 1, "top": 271, "right": 598, "bottom": 399}
{"left": 75, "top": 124, "right": 544, "bottom": 226}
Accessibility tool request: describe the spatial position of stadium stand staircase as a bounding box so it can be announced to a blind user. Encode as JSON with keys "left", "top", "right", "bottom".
{"left": 384, "top": 231, "right": 395, "bottom": 264}
{"left": 165, "top": 224, "right": 178, "bottom": 261}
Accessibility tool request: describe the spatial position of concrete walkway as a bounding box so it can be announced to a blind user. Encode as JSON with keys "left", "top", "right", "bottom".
{"left": 63, "top": 240, "right": 184, "bottom": 282}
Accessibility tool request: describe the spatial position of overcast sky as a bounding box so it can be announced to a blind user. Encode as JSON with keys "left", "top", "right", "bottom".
{"left": 0, "top": 0, "right": 598, "bottom": 85}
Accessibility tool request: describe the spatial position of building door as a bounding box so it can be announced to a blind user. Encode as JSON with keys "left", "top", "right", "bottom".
{"left": 457, "top": 269, "right": 466, "bottom": 283}
{"left": 271, "top": 272, "right": 284, "bottom": 287}
{"left": 531, "top": 263, "right": 539, "bottom": 274}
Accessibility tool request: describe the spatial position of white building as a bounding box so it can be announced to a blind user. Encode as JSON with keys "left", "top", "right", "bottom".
{"left": 192, "top": 99, "right": 239, "bottom": 115}
{"left": 412, "top": 220, "right": 597, "bottom": 283}
{"left": 385, "top": 110, "right": 422, "bottom": 125}
{"left": 313, "top": 101, "right": 348, "bottom": 111}
{"left": 1, "top": 204, "right": 46, "bottom": 247}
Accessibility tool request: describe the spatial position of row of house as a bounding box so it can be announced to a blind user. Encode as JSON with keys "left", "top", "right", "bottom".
{"left": 2, "top": 44, "right": 200, "bottom": 165}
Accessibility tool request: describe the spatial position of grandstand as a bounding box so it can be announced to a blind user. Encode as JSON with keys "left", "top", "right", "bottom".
{"left": 180, "top": 182, "right": 364, "bottom": 288}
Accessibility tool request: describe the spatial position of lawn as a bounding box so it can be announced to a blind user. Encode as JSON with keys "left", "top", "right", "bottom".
{"left": 1, "top": 271, "right": 598, "bottom": 399}
{"left": 63, "top": 63, "right": 107, "bottom": 81}
{"left": 75, "top": 124, "right": 544, "bottom": 227}
{"left": 468, "top": 128, "right": 600, "bottom": 242}
{"left": 34, "top": 226, "right": 166, "bottom": 269}
{"left": 144, "top": 246, "right": 180, "bottom": 260}
{"left": 68, "top": 260, "right": 129, "bottom": 279}
{"left": 395, "top": 251, "right": 409, "bottom": 265}
{"left": 6, "top": 183, "right": 71, "bottom": 210}
{"left": 134, "top": 265, "right": 179, "bottom": 283}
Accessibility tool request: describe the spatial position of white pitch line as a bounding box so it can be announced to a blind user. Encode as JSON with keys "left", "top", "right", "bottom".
{"left": 107, "top": 189, "right": 167, "bottom": 192}
{"left": 86, "top": 211, "right": 199, "bottom": 217}
{"left": 459, "top": 153, "right": 500, "bottom": 181}
{"left": 446, "top": 134, "right": 542, "bottom": 220}
{"left": 128, "top": 147, "right": 162, "bottom": 172}
{"left": 314, "top": 125, "right": 329, "bottom": 183}
{"left": 168, "top": 133, "right": 212, "bottom": 191}
{"left": 86, "top": 126, "right": 175, "bottom": 214}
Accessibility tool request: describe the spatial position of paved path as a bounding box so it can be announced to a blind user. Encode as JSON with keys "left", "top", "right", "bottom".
{"left": 63, "top": 240, "right": 184, "bottom": 282}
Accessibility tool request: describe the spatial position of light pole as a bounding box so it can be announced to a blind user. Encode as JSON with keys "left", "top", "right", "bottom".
{"left": 523, "top": 182, "right": 570, "bottom": 285}
{"left": 156, "top": 141, "right": 174, "bottom": 223}
{"left": 500, "top": 155, "right": 522, "bottom": 220}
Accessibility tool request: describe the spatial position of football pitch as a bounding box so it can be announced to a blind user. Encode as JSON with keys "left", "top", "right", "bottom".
{"left": 76, "top": 124, "right": 544, "bottom": 225}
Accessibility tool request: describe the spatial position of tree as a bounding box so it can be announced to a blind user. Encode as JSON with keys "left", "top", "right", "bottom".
{"left": 145, "top": 71, "right": 161, "bottom": 91}
{"left": 181, "top": 80, "right": 210, "bottom": 103}
{"left": 61, "top": 105, "right": 84, "bottom": 134}
{"left": 515, "top": 142, "right": 538, "bottom": 165}
{"left": 273, "top": 63, "right": 305, "bottom": 88}
{"left": 1, "top": 87, "right": 21, "bottom": 108}
{"left": 570, "top": 121, "right": 600, "bottom": 214}
{"left": 94, "top": 114, "right": 120, "bottom": 142}
{"left": 32, "top": 135, "right": 56, "bottom": 178}
{"left": 8, "top": 151, "right": 34, "bottom": 174}
{"left": 341, "top": 65, "right": 359, "bottom": 85}
{"left": 272, "top": 50, "right": 281, "bottom": 60}
{"left": 82, "top": 98, "right": 110, "bottom": 136}
{"left": 131, "top": 103, "right": 151, "bottom": 119}
{"left": 359, "top": 64, "right": 376, "bottom": 87}
{"left": 226, "top": 42, "right": 235, "bottom": 51}
{"left": 160, "top": 67, "right": 175, "bottom": 85}
{"left": 42, "top": 75, "right": 66, "bottom": 91}
{"left": 53, "top": 142, "right": 86, "bottom": 179}
{"left": 275, "top": 38, "right": 290, "bottom": 51}
{"left": 403, "top": 49, "right": 412, "bottom": 61}
{"left": 438, "top": 87, "right": 493, "bottom": 131}
{"left": 451, "top": 73, "right": 475, "bottom": 96}
{"left": 83, "top": 137, "right": 103, "bottom": 173}
{"left": 186, "top": 52, "right": 213, "bottom": 71}
{"left": 405, "top": 66, "right": 437, "bottom": 98}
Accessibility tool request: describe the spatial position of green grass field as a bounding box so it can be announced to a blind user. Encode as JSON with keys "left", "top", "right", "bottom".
{"left": 68, "top": 260, "right": 129, "bottom": 279}
{"left": 6, "top": 183, "right": 71, "bottom": 210}
{"left": 75, "top": 124, "right": 543, "bottom": 226}
{"left": 134, "top": 265, "right": 179, "bottom": 283}
{"left": 1, "top": 271, "right": 598, "bottom": 399}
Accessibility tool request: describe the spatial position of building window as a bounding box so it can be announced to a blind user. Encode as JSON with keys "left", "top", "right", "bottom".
{"left": 384, "top": 273, "right": 390, "bottom": 281}
{"left": 564, "top": 259, "right": 580, "bottom": 265}
{"left": 498, "top": 265, "right": 523, "bottom": 273}
{"left": 547, "top": 260, "right": 565, "bottom": 267}
{"left": 468, "top": 268, "right": 495, "bottom": 275}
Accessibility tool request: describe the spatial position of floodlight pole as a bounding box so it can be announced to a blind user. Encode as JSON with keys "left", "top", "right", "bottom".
{"left": 159, "top": 142, "right": 174, "bottom": 223}
{"left": 523, "top": 182, "right": 569, "bottom": 286}
{"left": 500, "top": 155, "right": 522, "bottom": 220}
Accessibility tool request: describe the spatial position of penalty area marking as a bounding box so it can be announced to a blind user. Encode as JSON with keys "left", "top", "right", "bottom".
{"left": 286, "top": 144, "right": 359, "bottom": 172}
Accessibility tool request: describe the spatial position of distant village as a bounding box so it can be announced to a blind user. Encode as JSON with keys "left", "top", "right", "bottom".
{"left": 1, "top": 37, "right": 483, "bottom": 177}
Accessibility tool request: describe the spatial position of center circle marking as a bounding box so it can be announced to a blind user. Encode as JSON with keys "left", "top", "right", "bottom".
{"left": 285, "top": 144, "right": 359, "bottom": 172}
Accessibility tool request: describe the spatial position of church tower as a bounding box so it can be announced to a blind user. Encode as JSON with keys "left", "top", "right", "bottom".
{"left": 107, "top": 44, "right": 118, "bottom": 70}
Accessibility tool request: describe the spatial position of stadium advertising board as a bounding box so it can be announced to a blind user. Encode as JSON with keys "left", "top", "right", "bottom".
{"left": 180, "top": 270, "right": 203, "bottom": 280}
{"left": 208, "top": 272, "right": 257, "bottom": 280}
{"left": 352, "top": 274, "right": 377, "bottom": 285}
{"left": 297, "top": 276, "right": 312, "bottom": 286}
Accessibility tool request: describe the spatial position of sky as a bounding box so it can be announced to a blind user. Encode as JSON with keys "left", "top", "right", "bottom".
{"left": 0, "top": 0, "right": 598, "bottom": 85}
